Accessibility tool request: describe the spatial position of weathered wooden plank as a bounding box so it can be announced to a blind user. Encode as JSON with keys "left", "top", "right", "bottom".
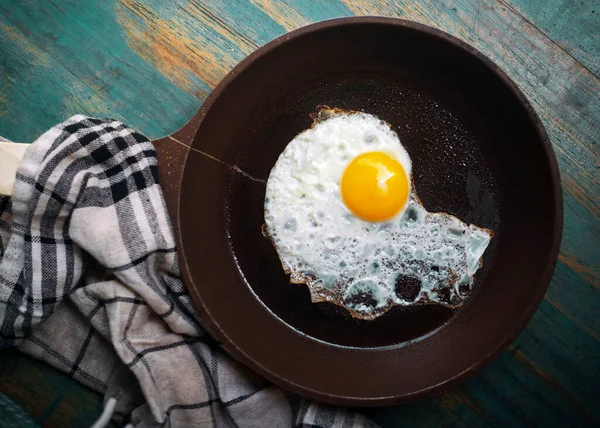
{"left": 0, "top": 1, "right": 198, "bottom": 142}
{"left": 512, "top": 298, "right": 600, "bottom": 421}
{"left": 369, "top": 349, "right": 597, "bottom": 427}
{"left": 115, "top": 0, "right": 250, "bottom": 98}
{"left": 507, "top": 0, "right": 600, "bottom": 76}
{"left": 0, "top": 348, "right": 113, "bottom": 427}
{"left": 548, "top": 261, "right": 600, "bottom": 340}
{"left": 365, "top": 384, "right": 495, "bottom": 428}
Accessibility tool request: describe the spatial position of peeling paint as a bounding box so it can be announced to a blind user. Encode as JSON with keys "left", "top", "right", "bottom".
{"left": 116, "top": 0, "right": 236, "bottom": 96}
{"left": 248, "top": 0, "right": 312, "bottom": 32}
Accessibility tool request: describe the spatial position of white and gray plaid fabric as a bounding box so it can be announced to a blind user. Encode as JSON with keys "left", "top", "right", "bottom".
{"left": 0, "top": 116, "right": 377, "bottom": 427}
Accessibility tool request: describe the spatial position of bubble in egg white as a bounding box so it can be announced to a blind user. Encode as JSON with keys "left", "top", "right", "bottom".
{"left": 264, "top": 108, "right": 493, "bottom": 320}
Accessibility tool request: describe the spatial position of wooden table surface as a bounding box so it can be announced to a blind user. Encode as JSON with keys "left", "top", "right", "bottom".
{"left": 0, "top": 1, "right": 598, "bottom": 427}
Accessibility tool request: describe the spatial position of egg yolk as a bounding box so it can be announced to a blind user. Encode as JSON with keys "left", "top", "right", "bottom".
{"left": 341, "top": 152, "right": 409, "bottom": 222}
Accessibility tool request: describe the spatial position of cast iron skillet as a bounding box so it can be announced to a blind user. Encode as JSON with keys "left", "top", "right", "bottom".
{"left": 158, "top": 18, "right": 562, "bottom": 406}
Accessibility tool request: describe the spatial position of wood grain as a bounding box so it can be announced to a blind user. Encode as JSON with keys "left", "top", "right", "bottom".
{"left": 0, "top": 348, "right": 115, "bottom": 427}
{"left": 0, "top": 1, "right": 198, "bottom": 141}
{"left": 507, "top": 0, "right": 599, "bottom": 76}
{"left": 0, "top": 0, "right": 598, "bottom": 426}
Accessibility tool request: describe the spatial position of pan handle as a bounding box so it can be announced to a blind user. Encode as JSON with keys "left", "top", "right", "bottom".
{"left": 0, "top": 141, "right": 28, "bottom": 196}
{"left": 152, "top": 110, "right": 202, "bottom": 227}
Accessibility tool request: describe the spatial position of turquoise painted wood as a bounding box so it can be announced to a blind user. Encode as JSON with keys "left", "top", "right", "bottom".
{"left": 507, "top": 0, "right": 599, "bottom": 75}
{"left": 0, "top": 1, "right": 598, "bottom": 426}
{"left": 0, "top": 349, "right": 108, "bottom": 427}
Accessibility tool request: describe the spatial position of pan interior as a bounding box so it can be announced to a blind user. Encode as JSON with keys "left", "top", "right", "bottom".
{"left": 225, "top": 70, "right": 502, "bottom": 348}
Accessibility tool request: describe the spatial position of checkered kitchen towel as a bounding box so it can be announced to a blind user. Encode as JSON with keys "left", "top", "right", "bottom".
{"left": 0, "top": 116, "right": 377, "bottom": 427}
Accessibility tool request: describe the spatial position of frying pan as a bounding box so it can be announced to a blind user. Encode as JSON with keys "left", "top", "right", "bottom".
{"left": 1, "top": 18, "right": 562, "bottom": 406}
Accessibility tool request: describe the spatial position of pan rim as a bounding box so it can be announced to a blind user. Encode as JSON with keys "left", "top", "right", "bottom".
{"left": 177, "top": 17, "right": 563, "bottom": 405}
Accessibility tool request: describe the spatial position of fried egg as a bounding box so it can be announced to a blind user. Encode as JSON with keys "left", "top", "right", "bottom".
{"left": 264, "top": 107, "right": 493, "bottom": 320}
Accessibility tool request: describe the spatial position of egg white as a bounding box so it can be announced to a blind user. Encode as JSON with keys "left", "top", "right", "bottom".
{"left": 264, "top": 109, "right": 492, "bottom": 319}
